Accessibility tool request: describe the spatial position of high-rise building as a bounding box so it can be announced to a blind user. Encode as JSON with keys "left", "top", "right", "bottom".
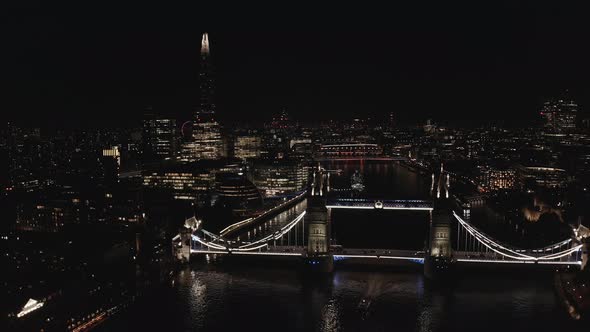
{"left": 185, "top": 112, "right": 224, "bottom": 160}
{"left": 423, "top": 119, "right": 436, "bottom": 134}
{"left": 142, "top": 159, "right": 242, "bottom": 203}
{"left": 101, "top": 146, "right": 121, "bottom": 187}
{"left": 183, "top": 32, "right": 224, "bottom": 160}
{"left": 234, "top": 134, "right": 262, "bottom": 160}
{"left": 250, "top": 158, "right": 307, "bottom": 197}
{"left": 269, "top": 109, "right": 294, "bottom": 130}
{"left": 387, "top": 112, "right": 395, "bottom": 129}
{"left": 142, "top": 112, "right": 177, "bottom": 161}
{"left": 262, "top": 109, "right": 297, "bottom": 158}
{"left": 540, "top": 99, "right": 578, "bottom": 133}
{"left": 199, "top": 32, "right": 215, "bottom": 115}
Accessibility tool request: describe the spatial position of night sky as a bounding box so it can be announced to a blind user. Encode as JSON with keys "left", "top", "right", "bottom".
{"left": 3, "top": 2, "right": 590, "bottom": 128}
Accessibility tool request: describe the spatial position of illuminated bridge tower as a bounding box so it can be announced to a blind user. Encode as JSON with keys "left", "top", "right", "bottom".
{"left": 305, "top": 164, "right": 334, "bottom": 272}
{"left": 176, "top": 227, "right": 192, "bottom": 263}
{"left": 424, "top": 163, "right": 454, "bottom": 280}
{"left": 573, "top": 223, "right": 590, "bottom": 270}
{"left": 583, "top": 241, "right": 589, "bottom": 271}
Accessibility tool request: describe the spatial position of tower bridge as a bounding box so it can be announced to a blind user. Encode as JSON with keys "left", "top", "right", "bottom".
{"left": 174, "top": 163, "right": 586, "bottom": 277}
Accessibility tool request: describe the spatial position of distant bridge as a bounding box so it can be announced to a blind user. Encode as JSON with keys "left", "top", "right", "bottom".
{"left": 326, "top": 198, "right": 433, "bottom": 211}
{"left": 314, "top": 143, "right": 407, "bottom": 162}
{"left": 314, "top": 157, "right": 408, "bottom": 162}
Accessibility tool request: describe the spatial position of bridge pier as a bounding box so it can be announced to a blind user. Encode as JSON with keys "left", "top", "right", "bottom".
{"left": 304, "top": 196, "right": 334, "bottom": 273}
{"left": 424, "top": 163, "right": 454, "bottom": 280}
{"left": 424, "top": 208, "right": 454, "bottom": 280}
{"left": 175, "top": 228, "right": 192, "bottom": 263}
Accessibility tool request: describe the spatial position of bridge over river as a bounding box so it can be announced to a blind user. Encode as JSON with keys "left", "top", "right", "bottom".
{"left": 174, "top": 163, "right": 588, "bottom": 277}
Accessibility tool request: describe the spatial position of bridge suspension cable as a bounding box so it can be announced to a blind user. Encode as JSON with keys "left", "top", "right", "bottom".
{"left": 191, "top": 211, "right": 307, "bottom": 252}
{"left": 236, "top": 211, "right": 306, "bottom": 249}
{"left": 453, "top": 212, "right": 582, "bottom": 262}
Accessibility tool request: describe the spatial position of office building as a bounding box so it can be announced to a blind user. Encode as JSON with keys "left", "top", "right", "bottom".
{"left": 250, "top": 159, "right": 307, "bottom": 197}
{"left": 143, "top": 113, "right": 177, "bottom": 161}
{"left": 540, "top": 99, "right": 578, "bottom": 133}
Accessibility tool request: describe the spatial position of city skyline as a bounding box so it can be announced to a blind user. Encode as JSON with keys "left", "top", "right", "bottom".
{"left": 4, "top": 3, "right": 590, "bottom": 331}
{"left": 4, "top": 3, "right": 590, "bottom": 128}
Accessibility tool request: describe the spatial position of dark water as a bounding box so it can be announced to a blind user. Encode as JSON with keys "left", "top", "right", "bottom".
{"left": 101, "top": 161, "right": 586, "bottom": 331}
{"left": 326, "top": 160, "right": 430, "bottom": 199}
{"left": 102, "top": 267, "right": 584, "bottom": 332}
{"left": 328, "top": 161, "right": 430, "bottom": 250}
{"left": 331, "top": 209, "right": 430, "bottom": 250}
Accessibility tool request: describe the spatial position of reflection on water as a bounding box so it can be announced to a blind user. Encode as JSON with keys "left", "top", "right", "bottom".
{"left": 188, "top": 272, "right": 207, "bottom": 330}
{"left": 320, "top": 298, "right": 340, "bottom": 332}
{"left": 101, "top": 267, "right": 584, "bottom": 332}
{"left": 325, "top": 160, "right": 429, "bottom": 199}
{"left": 365, "top": 274, "right": 392, "bottom": 299}
{"left": 100, "top": 161, "right": 586, "bottom": 331}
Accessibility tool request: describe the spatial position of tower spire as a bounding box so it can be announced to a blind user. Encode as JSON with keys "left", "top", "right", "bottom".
{"left": 201, "top": 32, "right": 210, "bottom": 55}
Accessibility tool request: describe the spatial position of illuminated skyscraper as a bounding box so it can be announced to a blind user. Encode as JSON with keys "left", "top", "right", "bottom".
{"left": 262, "top": 109, "right": 296, "bottom": 158}
{"left": 199, "top": 32, "right": 215, "bottom": 114}
{"left": 183, "top": 32, "right": 225, "bottom": 160}
{"left": 234, "top": 133, "right": 262, "bottom": 160}
{"left": 250, "top": 158, "right": 307, "bottom": 197}
{"left": 540, "top": 99, "right": 578, "bottom": 133}
{"left": 143, "top": 112, "right": 177, "bottom": 161}
{"left": 388, "top": 112, "right": 395, "bottom": 129}
{"left": 185, "top": 112, "right": 224, "bottom": 160}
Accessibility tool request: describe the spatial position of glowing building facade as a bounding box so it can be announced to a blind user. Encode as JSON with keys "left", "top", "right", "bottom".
{"left": 250, "top": 159, "right": 307, "bottom": 197}
{"left": 317, "top": 143, "right": 383, "bottom": 159}
{"left": 215, "top": 173, "right": 262, "bottom": 211}
{"left": 540, "top": 99, "right": 578, "bottom": 133}
{"left": 142, "top": 114, "right": 177, "bottom": 160}
{"left": 518, "top": 166, "right": 568, "bottom": 189}
{"left": 142, "top": 159, "right": 242, "bottom": 201}
{"left": 262, "top": 109, "right": 297, "bottom": 159}
{"left": 183, "top": 32, "right": 224, "bottom": 160}
{"left": 234, "top": 134, "right": 262, "bottom": 160}
{"left": 183, "top": 112, "right": 224, "bottom": 160}
{"left": 477, "top": 166, "right": 516, "bottom": 191}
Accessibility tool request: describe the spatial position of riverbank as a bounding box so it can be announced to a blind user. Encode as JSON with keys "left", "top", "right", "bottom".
{"left": 555, "top": 272, "right": 582, "bottom": 320}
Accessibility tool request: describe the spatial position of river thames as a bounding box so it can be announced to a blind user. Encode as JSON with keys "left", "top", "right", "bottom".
{"left": 100, "top": 161, "right": 587, "bottom": 331}
{"left": 102, "top": 267, "right": 584, "bottom": 331}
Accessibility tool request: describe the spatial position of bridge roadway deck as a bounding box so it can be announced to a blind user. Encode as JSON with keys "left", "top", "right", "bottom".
{"left": 314, "top": 157, "right": 407, "bottom": 162}
{"left": 191, "top": 247, "right": 423, "bottom": 260}
{"left": 220, "top": 191, "right": 306, "bottom": 237}
{"left": 190, "top": 246, "right": 581, "bottom": 267}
